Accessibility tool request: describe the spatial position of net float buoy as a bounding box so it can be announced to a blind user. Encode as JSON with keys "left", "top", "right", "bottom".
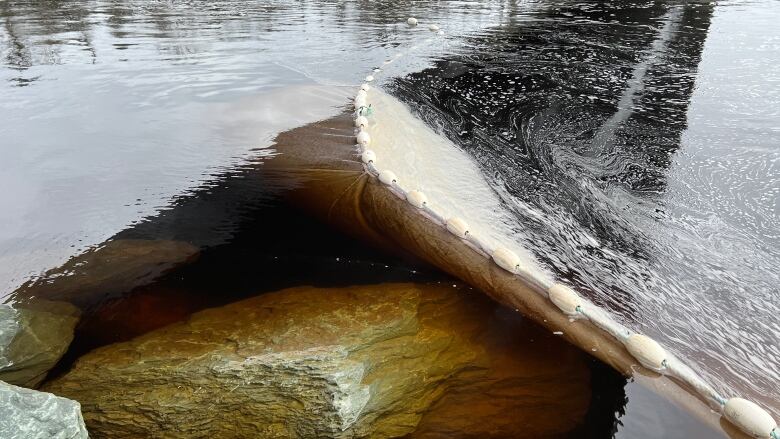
{"left": 354, "top": 95, "right": 367, "bottom": 108}
{"left": 626, "top": 334, "right": 667, "bottom": 371}
{"left": 492, "top": 247, "right": 520, "bottom": 273}
{"left": 446, "top": 217, "right": 469, "bottom": 237}
{"left": 548, "top": 284, "right": 582, "bottom": 315}
{"left": 361, "top": 150, "right": 376, "bottom": 164}
{"left": 356, "top": 89, "right": 367, "bottom": 98}
{"left": 354, "top": 116, "right": 368, "bottom": 128}
{"left": 365, "top": 75, "right": 374, "bottom": 82}
{"left": 378, "top": 170, "right": 397, "bottom": 185}
{"left": 360, "top": 84, "right": 370, "bottom": 92}
{"left": 429, "top": 24, "right": 440, "bottom": 31}
{"left": 406, "top": 190, "right": 427, "bottom": 208}
{"left": 356, "top": 131, "right": 371, "bottom": 146}
{"left": 407, "top": 17, "right": 418, "bottom": 26}
{"left": 723, "top": 398, "right": 777, "bottom": 439}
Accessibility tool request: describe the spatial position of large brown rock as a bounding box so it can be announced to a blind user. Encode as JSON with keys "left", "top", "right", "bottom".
{"left": 45, "top": 283, "right": 591, "bottom": 438}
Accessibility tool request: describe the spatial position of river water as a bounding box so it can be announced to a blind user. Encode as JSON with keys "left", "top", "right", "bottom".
{"left": 1, "top": 0, "right": 777, "bottom": 436}
{"left": 390, "top": 0, "right": 780, "bottom": 417}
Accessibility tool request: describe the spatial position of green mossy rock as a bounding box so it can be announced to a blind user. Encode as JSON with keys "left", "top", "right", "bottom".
{"left": 0, "top": 301, "right": 80, "bottom": 388}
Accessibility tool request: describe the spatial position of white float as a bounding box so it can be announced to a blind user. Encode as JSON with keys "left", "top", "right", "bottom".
{"left": 492, "top": 247, "right": 520, "bottom": 273}
{"left": 356, "top": 131, "right": 371, "bottom": 146}
{"left": 429, "top": 24, "right": 440, "bottom": 31}
{"left": 360, "top": 84, "right": 371, "bottom": 92}
{"left": 354, "top": 116, "right": 369, "bottom": 128}
{"left": 723, "top": 398, "right": 777, "bottom": 439}
{"left": 548, "top": 284, "right": 581, "bottom": 315}
{"left": 365, "top": 75, "right": 374, "bottom": 82}
{"left": 406, "top": 190, "right": 427, "bottom": 208}
{"left": 378, "top": 170, "right": 398, "bottom": 185}
{"left": 354, "top": 95, "right": 367, "bottom": 108}
{"left": 407, "top": 17, "right": 418, "bottom": 26}
{"left": 361, "top": 150, "right": 376, "bottom": 164}
{"left": 445, "top": 217, "right": 469, "bottom": 237}
{"left": 626, "top": 334, "right": 667, "bottom": 371}
{"left": 356, "top": 89, "right": 367, "bottom": 98}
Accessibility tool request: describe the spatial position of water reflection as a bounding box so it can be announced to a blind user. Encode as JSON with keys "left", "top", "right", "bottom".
{"left": 391, "top": 0, "right": 714, "bottom": 314}
{"left": 10, "top": 112, "right": 721, "bottom": 437}
{"left": 0, "top": 0, "right": 501, "bottom": 296}
{"left": 0, "top": 0, "right": 777, "bottom": 433}
{"left": 390, "top": 0, "right": 777, "bottom": 417}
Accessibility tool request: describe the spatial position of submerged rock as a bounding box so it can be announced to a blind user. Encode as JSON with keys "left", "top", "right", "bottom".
{"left": 1, "top": 239, "right": 196, "bottom": 388}
{"left": 11, "top": 239, "right": 200, "bottom": 308}
{"left": 0, "top": 380, "right": 88, "bottom": 439}
{"left": 45, "top": 283, "right": 590, "bottom": 438}
{"left": 0, "top": 301, "right": 80, "bottom": 388}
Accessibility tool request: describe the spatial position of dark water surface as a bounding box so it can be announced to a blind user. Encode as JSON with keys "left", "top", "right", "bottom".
{"left": 391, "top": 0, "right": 779, "bottom": 417}
{"left": 1, "top": 0, "right": 777, "bottom": 437}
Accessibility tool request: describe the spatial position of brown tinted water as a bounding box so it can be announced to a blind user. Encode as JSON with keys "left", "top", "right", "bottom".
{"left": 1, "top": 0, "right": 776, "bottom": 437}
{"left": 33, "top": 113, "right": 722, "bottom": 438}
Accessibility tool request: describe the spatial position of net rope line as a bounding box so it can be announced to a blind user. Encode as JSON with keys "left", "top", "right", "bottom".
{"left": 351, "top": 17, "right": 778, "bottom": 439}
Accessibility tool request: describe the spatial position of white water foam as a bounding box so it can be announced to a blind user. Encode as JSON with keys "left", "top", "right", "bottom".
{"left": 364, "top": 88, "right": 551, "bottom": 285}
{"left": 354, "top": 74, "right": 778, "bottom": 439}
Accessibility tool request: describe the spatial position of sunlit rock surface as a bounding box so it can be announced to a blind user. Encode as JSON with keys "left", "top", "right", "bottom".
{"left": 0, "top": 380, "right": 88, "bottom": 439}
{"left": 11, "top": 239, "right": 200, "bottom": 308}
{"left": 45, "top": 283, "right": 590, "bottom": 438}
{"left": 0, "top": 301, "right": 80, "bottom": 387}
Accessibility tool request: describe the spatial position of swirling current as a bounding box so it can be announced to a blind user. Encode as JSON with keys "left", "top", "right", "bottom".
{"left": 391, "top": 0, "right": 779, "bottom": 414}
{"left": 0, "top": 0, "right": 777, "bottom": 431}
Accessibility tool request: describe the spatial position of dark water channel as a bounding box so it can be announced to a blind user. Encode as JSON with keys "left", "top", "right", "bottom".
{"left": 1, "top": 0, "right": 777, "bottom": 437}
